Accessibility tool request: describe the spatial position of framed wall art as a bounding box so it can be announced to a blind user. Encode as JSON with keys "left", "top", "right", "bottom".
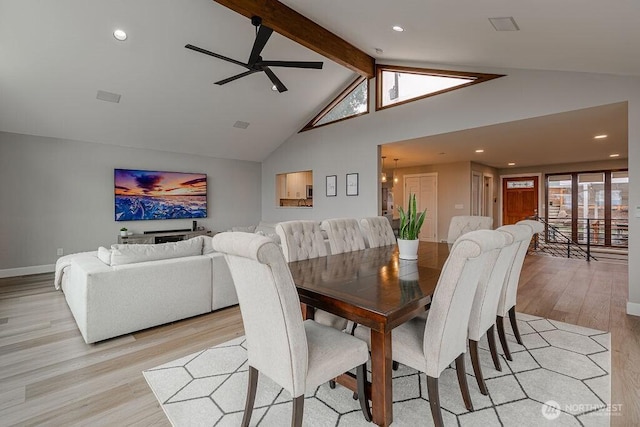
{"left": 326, "top": 175, "right": 337, "bottom": 197}
{"left": 346, "top": 173, "right": 359, "bottom": 196}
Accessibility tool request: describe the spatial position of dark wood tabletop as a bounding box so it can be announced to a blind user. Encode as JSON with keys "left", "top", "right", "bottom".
{"left": 289, "top": 241, "right": 451, "bottom": 426}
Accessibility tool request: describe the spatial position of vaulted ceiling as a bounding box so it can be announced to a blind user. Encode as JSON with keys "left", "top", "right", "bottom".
{"left": 1, "top": 0, "right": 638, "bottom": 164}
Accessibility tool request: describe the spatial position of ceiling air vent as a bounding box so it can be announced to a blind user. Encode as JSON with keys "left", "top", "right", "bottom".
{"left": 489, "top": 17, "right": 520, "bottom": 31}
{"left": 233, "top": 121, "right": 250, "bottom": 129}
{"left": 96, "top": 90, "right": 122, "bottom": 103}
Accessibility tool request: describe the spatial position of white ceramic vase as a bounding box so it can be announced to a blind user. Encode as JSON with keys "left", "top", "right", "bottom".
{"left": 397, "top": 238, "right": 419, "bottom": 260}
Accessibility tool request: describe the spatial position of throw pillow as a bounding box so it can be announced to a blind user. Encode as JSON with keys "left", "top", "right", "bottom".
{"left": 97, "top": 246, "right": 112, "bottom": 265}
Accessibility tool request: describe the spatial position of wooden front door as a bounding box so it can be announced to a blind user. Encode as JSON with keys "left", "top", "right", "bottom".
{"left": 503, "top": 176, "right": 538, "bottom": 225}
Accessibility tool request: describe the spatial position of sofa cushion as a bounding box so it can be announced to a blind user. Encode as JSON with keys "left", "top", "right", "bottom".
{"left": 97, "top": 246, "right": 112, "bottom": 265}
{"left": 202, "top": 235, "right": 216, "bottom": 255}
{"left": 110, "top": 237, "right": 203, "bottom": 266}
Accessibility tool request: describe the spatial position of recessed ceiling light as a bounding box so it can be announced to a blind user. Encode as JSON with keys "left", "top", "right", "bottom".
{"left": 488, "top": 17, "right": 520, "bottom": 31}
{"left": 594, "top": 134, "right": 608, "bottom": 139}
{"left": 113, "top": 29, "right": 127, "bottom": 41}
{"left": 475, "top": 149, "right": 484, "bottom": 153}
{"left": 508, "top": 162, "right": 516, "bottom": 166}
{"left": 392, "top": 26, "right": 404, "bottom": 32}
{"left": 609, "top": 153, "right": 620, "bottom": 157}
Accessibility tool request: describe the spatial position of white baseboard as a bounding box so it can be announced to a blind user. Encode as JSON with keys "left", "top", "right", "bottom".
{"left": 0, "top": 264, "right": 55, "bottom": 279}
{"left": 627, "top": 301, "right": 640, "bottom": 317}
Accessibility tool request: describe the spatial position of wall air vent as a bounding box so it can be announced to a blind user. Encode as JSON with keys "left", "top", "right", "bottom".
{"left": 233, "top": 121, "right": 250, "bottom": 129}
{"left": 96, "top": 90, "right": 122, "bottom": 103}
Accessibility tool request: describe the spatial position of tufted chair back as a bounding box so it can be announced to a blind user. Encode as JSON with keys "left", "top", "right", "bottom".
{"left": 360, "top": 216, "right": 396, "bottom": 248}
{"left": 276, "top": 220, "right": 327, "bottom": 262}
{"left": 447, "top": 215, "right": 493, "bottom": 243}
{"left": 320, "top": 218, "right": 366, "bottom": 255}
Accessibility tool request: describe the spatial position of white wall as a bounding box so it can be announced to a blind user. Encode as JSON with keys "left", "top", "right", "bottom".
{"left": 0, "top": 132, "right": 262, "bottom": 275}
{"left": 261, "top": 66, "right": 640, "bottom": 315}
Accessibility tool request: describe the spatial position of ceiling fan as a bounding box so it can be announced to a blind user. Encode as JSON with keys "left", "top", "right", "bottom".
{"left": 185, "top": 16, "right": 323, "bottom": 93}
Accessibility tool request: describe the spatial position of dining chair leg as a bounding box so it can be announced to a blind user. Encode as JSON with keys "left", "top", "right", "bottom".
{"left": 356, "top": 363, "right": 372, "bottom": 421}
{"left": 469, "top": 340, "right": 489, "bottom": 395}
{"left": 509, "top": 307, "right": 523, "bottom": 345}
{"left": 241, "top": 366, "right": 259, "bottom": 427}
{"left": 454, "top": 354, "right": 474, "bottom": 411}
{"left": 291, "top": 395, "right": 304, "bottom": 427}
{"left": 426, "top": 376, "right": 444, "bottom": 427}
{"left": 496, "top": 315, "right": 513, "bottom": 361}
{"left": 487, "top": 325, "right": 502, "bottom": 371}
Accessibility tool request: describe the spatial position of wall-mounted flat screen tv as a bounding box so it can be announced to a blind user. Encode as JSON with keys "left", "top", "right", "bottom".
{"left": 115, "top": 169, "right": 207, "bottom": 221}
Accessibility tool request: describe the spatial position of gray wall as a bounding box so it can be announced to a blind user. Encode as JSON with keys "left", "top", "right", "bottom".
{"left": 388, "top": 161, "right": 472, "bottom": 241}
{"left": 0, "top": 131, "right": 262, "bottom": 274}
{"left": 261, "top": 64, "right": 640, "bottom": 315}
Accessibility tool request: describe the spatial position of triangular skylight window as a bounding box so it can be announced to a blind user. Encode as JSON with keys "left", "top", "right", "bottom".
{"left": 376, "top": 65, "right": 504, "bottom": 110}
{"left": 301, "top": 76, "right": 368, "bottom": 131}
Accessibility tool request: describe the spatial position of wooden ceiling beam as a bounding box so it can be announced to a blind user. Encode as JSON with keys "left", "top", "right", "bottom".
{"left": 213, "top": 0, "right": 375, "bottom": 78}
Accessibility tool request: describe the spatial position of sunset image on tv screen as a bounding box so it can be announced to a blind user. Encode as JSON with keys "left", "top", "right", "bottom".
{"left": 114, "top": 169, "right": 207, "bottom": 221}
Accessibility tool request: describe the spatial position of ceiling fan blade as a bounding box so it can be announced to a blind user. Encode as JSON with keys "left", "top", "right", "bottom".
{"left": 258, "top": 60, "right": 323, "bottom": 69}
{"left": 263, "top": 67, "right": 287, "bottom": 93}
{"left": 248, "top": 25, "right": 273, "bottom": 66}
{"left": 185, "top": 44, "right": 249, "bottom": 69}
{"left": 214, "top": 70, "right": 259, "bottom": 85}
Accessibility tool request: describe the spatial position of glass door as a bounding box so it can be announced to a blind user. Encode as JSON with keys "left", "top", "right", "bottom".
{"left": 577, "top": 172, "right": 605, "bottom": 244}
{"left": 611, "top": 171, "right": 629, "bottom": 246}
{"left": 546, "top": 175, "right": 572, "bottom": 242}
{"left": 546, "top": 170, "right": 627, "bottom": 247}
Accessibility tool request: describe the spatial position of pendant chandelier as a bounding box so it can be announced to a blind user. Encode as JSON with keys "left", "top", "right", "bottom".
{"left": 393, "top": 159, "right": 399, "bottom": 183}
{"left": 381, "top": 156, "right": 387, "bottom": 182}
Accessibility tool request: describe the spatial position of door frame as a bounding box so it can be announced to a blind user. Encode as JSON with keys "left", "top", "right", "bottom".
{"left": 483, "top": 173, "right": 494, "bottom": 218}
{"left": 499, "top": 173, "right": 543, "bottom": 227}
{"left": 404, "top": 173, "right": 438, "bottom": 242}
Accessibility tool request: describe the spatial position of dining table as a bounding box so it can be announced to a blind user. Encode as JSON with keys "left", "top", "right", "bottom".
{"left": 288, "top": 241, "right": 451, "bottom": 427}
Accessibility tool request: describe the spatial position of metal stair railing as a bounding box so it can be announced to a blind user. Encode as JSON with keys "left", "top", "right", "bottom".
{"left": 529, "top": 216, "right": 597, "bottom": 262}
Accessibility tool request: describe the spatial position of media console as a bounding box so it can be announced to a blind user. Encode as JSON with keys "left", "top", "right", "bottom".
{"left": 117, "top": 229, "right": 212, "bottom": 244}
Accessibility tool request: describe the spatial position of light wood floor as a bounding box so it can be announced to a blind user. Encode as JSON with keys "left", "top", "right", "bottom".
{"left": 1, "top": 255, "right": 638, "bottom": 426}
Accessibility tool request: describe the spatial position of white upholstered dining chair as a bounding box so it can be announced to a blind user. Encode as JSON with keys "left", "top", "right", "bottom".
{"left": 355, "top": 229, "right": 506, "bottom": 426}
{"left": 467, "top": 225, "right": 529, "bottom": 395}
{"left": 447, "top": 215, "right": 493, "bottom": 243}
{"left": 276, "top": 220, "right": 346, "bottom": 330}
{"left": 212, "top": 232, "right": 371, "bottom": 426}
{"left": 360, "top": 216, "right": 396, "bottom": 248}
{"left": 493, "top": 219, "right": 544, "bottom": 360}
{"left": 320, "top": 218, "right": 366, "bottom": 254}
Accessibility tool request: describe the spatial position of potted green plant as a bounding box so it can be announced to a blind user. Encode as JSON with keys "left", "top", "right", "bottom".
{"left": 397, "top": 193, "right": 427, "bottom": 260}
{"left": 120, "top": 227, "right": 128, "bottom": 237}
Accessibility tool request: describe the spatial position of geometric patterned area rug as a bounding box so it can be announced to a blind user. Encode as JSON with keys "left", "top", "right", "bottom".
{"left": 143, "top": 313, "right": 611, "bottom": 426}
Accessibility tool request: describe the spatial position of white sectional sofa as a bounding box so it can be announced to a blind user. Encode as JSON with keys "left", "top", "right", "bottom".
{"left": 55, "top": 236, "right": 237, "bottom": 344}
